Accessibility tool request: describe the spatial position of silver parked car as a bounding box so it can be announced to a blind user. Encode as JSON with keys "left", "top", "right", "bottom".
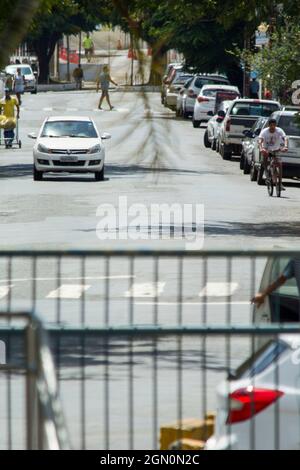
{"left": 240, "top": 117, "right": 268, "bottom": 181}
{"left": 204, "top": 100, "right": 232, "bottom": 150}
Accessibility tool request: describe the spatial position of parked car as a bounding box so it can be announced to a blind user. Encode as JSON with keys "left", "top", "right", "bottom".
{"left": 164, "top": 73, "right": 194, "bottom": 111}
{"left": 176, "top": 76, "right": 194, "bottom": 117}
{"left": 252, "top": 110, "right": 300, "bottom": 185}
{"left": 204, "top": 100, "right": 233, "bottom": 150}
{"left": 161, "top": 63, "right": 183, "bottom": 105}
{"left": 206, "top": 333, "right": 300, "bottom": 450}
{"left": 193, "top": 84, "right": 240, "bottom": 128}
{"left": 240, "top": 117, "right": 268, "bottom": 180}
{"left": 180, "top": 74, "right": 230, "bottom": 119}
{"left": 218, "top": 99, "right": 281, "bottom": 160}
{"left": 252, "top": 256, "right": 299, "bottom": 326}
{"left": 5, "top": 64, "right": 37, "bottom": 94}
{"left": 0, "top": 71, "right": 5, "bottom": 98}
{"left": 29, "top": 116, "right": 111, "bottom": 181}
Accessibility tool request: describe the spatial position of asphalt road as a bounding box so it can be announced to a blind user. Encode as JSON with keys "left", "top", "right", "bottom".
{"left": 0, "top": 90, "right": 299, "bottom": 449}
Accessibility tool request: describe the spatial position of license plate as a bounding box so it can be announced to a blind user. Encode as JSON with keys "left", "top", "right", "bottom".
{"left": 60, "top": 156, "right": 78, "bottom": 162}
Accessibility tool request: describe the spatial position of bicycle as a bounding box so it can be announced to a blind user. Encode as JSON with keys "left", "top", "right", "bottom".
{"left": 265, "top": 150, "right": 283, "bottom": 198}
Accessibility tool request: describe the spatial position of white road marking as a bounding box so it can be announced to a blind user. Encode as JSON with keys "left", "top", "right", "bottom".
{"left": 0, "top": 286, "right": 12, "bottom": 299}
{"left": 125, "top": 282, "right": 165, "bottom": 298}
{"left": 66, "top": 108, "right": 78, "bottom": 112}
{"left": 43, "top": 107, "right": 53, "bottom": 111}
{"left": 0, "top": 275, "right": 134, "bottom": 284}
{"left": 199, "top": 282, "right": 239, "bottom": 297}
{"left": 135, "top": 301, "right": 250, "bottom": 306}
{"left": 47, "top": 284, "right": 91, "bottom": 299}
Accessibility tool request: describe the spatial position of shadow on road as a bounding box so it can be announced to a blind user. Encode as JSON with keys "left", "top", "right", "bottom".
{"left": 0, "top": 164, "right": 32, "bottom": 178}
{"left": 205, "top": 221, "right": 300, "bottom": 237}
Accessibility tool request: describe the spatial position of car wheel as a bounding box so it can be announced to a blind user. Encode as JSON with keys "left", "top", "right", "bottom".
{"left": 204, "top": 130, "right": 211, "bottom": 148}
{"left": 221, "top": 143, "right": 231, "bottom": 160}
{"left": 33, "top": 166, "right": 43, "bottom": 181}
{"left": 250, "top": 163, "right": 258, "bottom": 182}
{"left": 243, "top": 157, "right": 251, "bottom": 174}
{"left": 240, "top": 152, "right": 245, "bottom": 170}
{"left": 95, "top": 167, "right": 104, "bottom": 181}
{"left": 31, "top": 88, "right": 38, "bottom": 95}
{"left": 211, "top": 138, "right": 217, "bottom": 151}
{"left": 192, "top": 119, "right": 201, "bottom": 128}
{"left": 175, "top": 108, "right": 180, "bottom": 117}
{"left": 257, "top": 165, "right": 265, "bottom": 185}
{"left": 216, "top": 139, "right": 220, "bottom": 153}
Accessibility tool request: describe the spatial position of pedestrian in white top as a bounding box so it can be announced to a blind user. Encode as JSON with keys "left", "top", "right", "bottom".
{"left": 14, "top": 68, "right": 25, "bottom": 105}
{"left": 259, "top": 118, "right": 288, "bottom": 190}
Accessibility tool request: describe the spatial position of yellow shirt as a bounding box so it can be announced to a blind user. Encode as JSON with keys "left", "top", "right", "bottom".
{"left": 83, "top": 37, "right": 93, "bottom": 49}
{"left": 0, "top": 97, "right": 18, "bottom": 118}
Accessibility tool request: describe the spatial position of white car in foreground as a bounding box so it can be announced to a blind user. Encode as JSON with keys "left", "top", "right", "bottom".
{"left": 29, "top": 116, "right": 111, "bottom": 181}
{"left": 206, "top": 334, "right": 300, "bottom": 450}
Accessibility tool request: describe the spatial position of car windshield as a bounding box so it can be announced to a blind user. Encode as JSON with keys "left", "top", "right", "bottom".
{"left": 6, "top": 66, "right": 32, "bottom": 75}
{"left": 41, "top": 121, "right": 98, "bottom": 138}
{"left": 194, "top": 77, "right": 229, "bottom": 89}
{"left": 231, "top": 102, "right": 279, "bottom": 117}
{"left": 231, "top": 340, "right": 289, "bottom": 379}
{"left": 174, "top": 74, "right": 193, "bottom": 84}
{"left": 278, "top": 115, "right": 300, "bottom": 136}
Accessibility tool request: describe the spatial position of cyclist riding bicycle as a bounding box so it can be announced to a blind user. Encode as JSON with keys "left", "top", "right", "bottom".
{"left": 258, "top": 118, "right": 288, "bottom": 190}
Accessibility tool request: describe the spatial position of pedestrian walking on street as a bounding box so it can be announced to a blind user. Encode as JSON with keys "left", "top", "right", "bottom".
{"left": 14, "top": 68, "right": 25, "bottom": 105}
{"left": 0, "top": 88, "right": 20, "bottom": 148}
{"left": 250, "top": 77, "right": 260, "bottom": 99}
{"left": 73, "top": 64, "right": 84, "bottom": 90}
{"left": 83, "top": 33, "right": 94, "bottom": 63}
{"left": 97, "top": 65, "right": 118, "bottom": 111}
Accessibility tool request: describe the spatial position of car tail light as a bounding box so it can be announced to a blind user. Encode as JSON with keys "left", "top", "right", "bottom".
{"left": 225, "top": 119, "right": 231, "bottom": 132}
{"left": 226, "top": 387, "right": 284, "bottom": 425}
{"left": 188, "top": 89, "right": 197, "bottom": 98}
{"left": 197, "top": 96, "right": 210, "bottom": 103}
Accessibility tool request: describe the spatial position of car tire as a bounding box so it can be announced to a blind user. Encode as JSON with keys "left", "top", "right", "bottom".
{"left": 204, "top": 130, "right": 211, "bottom": 148}
{"left": 243, "top": 157, "right": 251, "bottom": 174}
{"left": 211, "top": 139, "right": 217, "bottom": 151}
{"left": 240, "top": 152, "right": 245, "bottom": 170}
{"left": 192, "top": 118, "right": 201, "bottom": 128}
{"left": 257, "top": 165, "right": 265, "bottom": 185}
{"left": 250, "top": 163, "right": 258, "bottom": 182}
{"left": 95, "top": 167, "right": 104, "bottom": 181}
{"left": 221, "top": 143, "right": 231, "bottom": 160}
{"left": 216, "top": 139, "right": 220, "bottom": 153}
{"left": 33, "top": 166, "right": 43, "bottom": 181}
{"left": 31, "top": 88, "right": 38, "bottom": 95}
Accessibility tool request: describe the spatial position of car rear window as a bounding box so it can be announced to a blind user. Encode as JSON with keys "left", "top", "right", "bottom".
{"left": 231, "top": 340, "right": 289, "bottom": 380}
{"left": 194, "top": 78, "right": 229, "bottom": 89}
{"left": 231, "top": 102, "right": 279, "bottom": 117}
{"left": 278, "top": 115, "right": 300, "bottom": 136}
{"left": 174, "top": 74, "right": 194, "bottom": 84}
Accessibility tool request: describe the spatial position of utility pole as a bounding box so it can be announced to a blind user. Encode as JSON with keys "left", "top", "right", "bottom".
{"left": 79, "top": 32, "right": 82, "bottom": 67}
{"left": 66, "top": 35, "right": 70, "bottom": 82}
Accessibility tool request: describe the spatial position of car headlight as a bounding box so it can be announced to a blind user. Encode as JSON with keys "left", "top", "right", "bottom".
{"left": 88, "top": 144, "right": 101, "bottom": 154}
{"left": 37, "top": 143, "right": 51, "bottom": 154}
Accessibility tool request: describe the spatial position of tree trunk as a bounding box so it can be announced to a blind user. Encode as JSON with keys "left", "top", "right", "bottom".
{"left": 148, "top": 48, "right": 167, "bottom": 86}
{"left": 31, "top": 32, "right": 60, "bottom": 83}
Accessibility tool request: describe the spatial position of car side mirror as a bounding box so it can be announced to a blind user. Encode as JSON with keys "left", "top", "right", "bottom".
{"left": 101, "top": 133, "right": 111, "bottom": 140}
{"left": 28, "top": 132, "right": 37, "bottom": 139}
{"left": 242, "top": 130, "right": 250, "bottom": 137}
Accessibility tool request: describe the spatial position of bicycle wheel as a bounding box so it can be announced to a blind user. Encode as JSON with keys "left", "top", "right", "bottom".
{"left": 266, "top": 170, "right": 273, "bottom": 196}
{"left": 275, "top": 167, "right": 281, "bottom": 198}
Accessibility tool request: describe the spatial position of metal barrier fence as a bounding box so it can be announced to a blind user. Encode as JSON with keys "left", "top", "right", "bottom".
{"left": 0, "top": 312, "right": 70, "bottom": 450}
{"left": 0, "top": 249, "right": 299, "bottom": 449}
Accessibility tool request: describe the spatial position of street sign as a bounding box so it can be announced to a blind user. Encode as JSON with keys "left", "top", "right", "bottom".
{"left": 255, "top": 31, "right": 269, "bottom": 46}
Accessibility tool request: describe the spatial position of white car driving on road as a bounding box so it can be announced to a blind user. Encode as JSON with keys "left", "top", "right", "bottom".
{"left": 29, "top": 116, "right": 111, "bottom": 181}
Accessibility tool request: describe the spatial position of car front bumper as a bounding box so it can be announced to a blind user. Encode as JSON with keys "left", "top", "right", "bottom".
{"left": 34, "top": 151, "right": 104, "bottom": 172}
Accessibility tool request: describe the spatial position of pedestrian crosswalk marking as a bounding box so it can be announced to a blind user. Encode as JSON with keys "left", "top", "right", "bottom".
{"left": 47, "top": 284, "right": 91, "bottom": 299}
{"left": 125, "top": 282, "right": 165, "bottom": 298}
{"left": 199, "top": 282, "right": 239, "bottom": 298}
{"left": 0, "top": 286, "right": 11, "bottom": 299}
